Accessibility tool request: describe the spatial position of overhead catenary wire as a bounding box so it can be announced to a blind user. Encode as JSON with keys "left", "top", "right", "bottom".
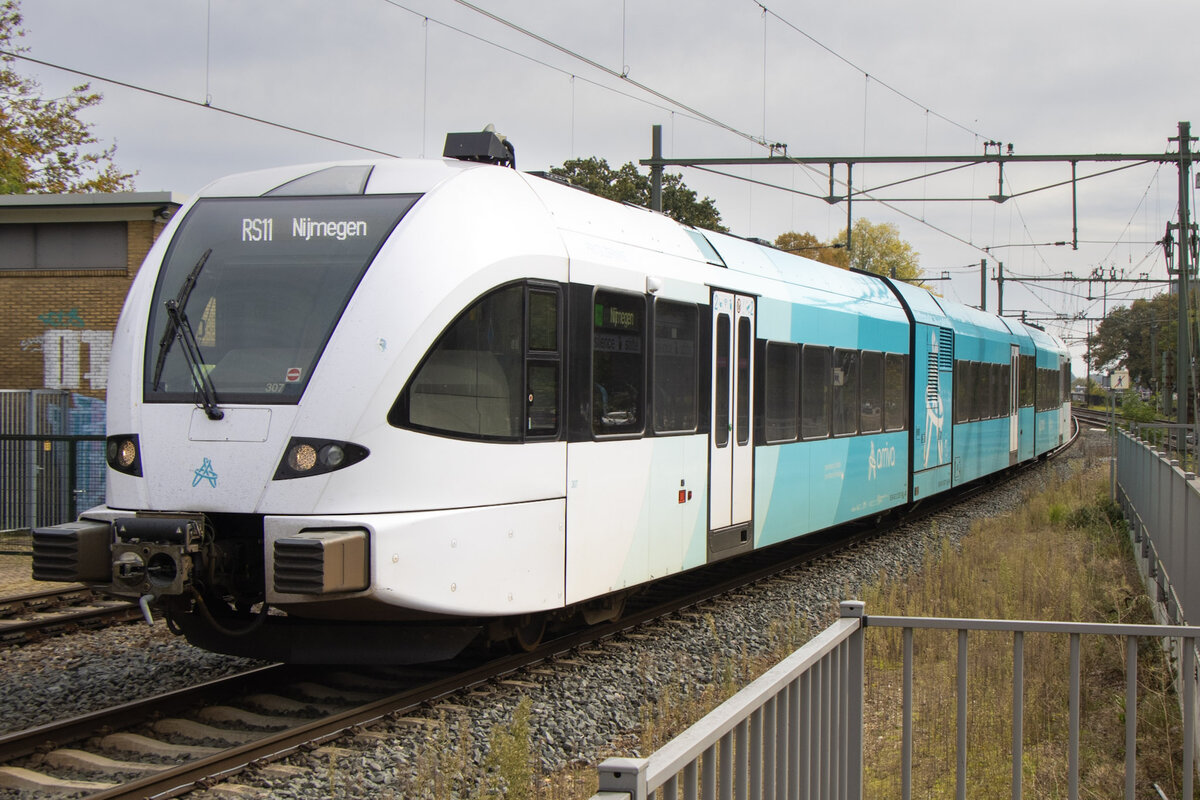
{"left": 749, "top": 0, "right": 994, "bottom": 143}
{"left": 449, "top": 0, "right": 779, "bottom": 151}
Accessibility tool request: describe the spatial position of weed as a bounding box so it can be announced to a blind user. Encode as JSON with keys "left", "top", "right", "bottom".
{"left": 485, "top": 696, "right": 535, "bottom": 800}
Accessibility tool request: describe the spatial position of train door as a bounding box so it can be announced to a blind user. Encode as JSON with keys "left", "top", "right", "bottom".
{"left": 1009, "top": 344, "right": 1020, "bottom": 465}
{"left": 708, "top": 290, "right": 755, "bottom": 562}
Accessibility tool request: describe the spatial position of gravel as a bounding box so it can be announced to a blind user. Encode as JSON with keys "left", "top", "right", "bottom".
{"left": 0, "top": 429, "right": 1107, "bottom": 799}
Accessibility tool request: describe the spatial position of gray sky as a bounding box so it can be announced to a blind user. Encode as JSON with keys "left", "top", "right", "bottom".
{"left": 15, "top": 0, "right": 1200, "bottom": 373}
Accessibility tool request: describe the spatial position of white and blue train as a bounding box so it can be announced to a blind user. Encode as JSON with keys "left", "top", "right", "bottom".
{"left": 32, "top": 132, "right": 1071, "bottom": 663}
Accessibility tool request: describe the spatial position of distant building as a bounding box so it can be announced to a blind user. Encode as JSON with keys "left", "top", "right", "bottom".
{"left": 0, "top": 192, "right": 185, "bottom": 401}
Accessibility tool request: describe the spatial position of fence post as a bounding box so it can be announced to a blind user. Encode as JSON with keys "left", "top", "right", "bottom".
{"left": 597, "top": 758, "right": 648, "bottom": 800}
{"left": 841, "top": 600, "right": 865, "bottom": 800}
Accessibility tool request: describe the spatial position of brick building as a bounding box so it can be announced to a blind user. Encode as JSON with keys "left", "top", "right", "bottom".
{"left": 0, "top": 192, "right": 185, "bottom": 401}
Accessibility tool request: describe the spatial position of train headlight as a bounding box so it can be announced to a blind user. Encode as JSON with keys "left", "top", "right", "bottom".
{"left": 106, "top": 434, "right": 142, "bottom": 476}
{"left": 319, "top": 444, "right": 345, "bottom": 468}
{"left": 287, "top": 443, "right": 318, "bottom": 472}
{"left": 274, "top": 437, "right": 368, "bottom": 480}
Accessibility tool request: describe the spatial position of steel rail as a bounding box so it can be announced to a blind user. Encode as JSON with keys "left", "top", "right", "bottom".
{"left": 0, "top": 664, "right": 289, "bottom": 763}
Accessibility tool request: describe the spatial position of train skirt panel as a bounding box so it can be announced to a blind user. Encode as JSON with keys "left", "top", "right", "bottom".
{"left": 264, "top": 501, "right": 567, "bottom": 617}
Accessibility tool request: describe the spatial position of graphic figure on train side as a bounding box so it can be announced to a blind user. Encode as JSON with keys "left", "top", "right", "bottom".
{"left": 924, "top": 392, "right": 945, "bottom": 468}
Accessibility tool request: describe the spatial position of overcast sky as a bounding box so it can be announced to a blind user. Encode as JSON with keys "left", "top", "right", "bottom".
{"left": 14, "top": 0, "right": 1200, "bottom": 373}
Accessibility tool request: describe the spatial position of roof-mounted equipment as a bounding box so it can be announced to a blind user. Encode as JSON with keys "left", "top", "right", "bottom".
{"left": 443, "top": 126, "right": 516, "bottom": 169}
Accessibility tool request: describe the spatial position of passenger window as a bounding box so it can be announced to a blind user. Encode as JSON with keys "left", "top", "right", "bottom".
{"left": 860, "top": 351, "right": 883, "bottom": 434}
{"left": 997, "top": 363, "right": 1009, "bottom": 417}
{"left": 801, "top": 345, "right": 830, "bottom": 439}
{"left": 397, "top": 285, "right": 524, "bottom": 439}
{"left": 832, "top": 348, "right": 859, "bottom": 436}
{"left": 967, "top": 361, "right": 980, "bottom": 421}
{"left": 653, "top": 300, "right": 699, "bottom": 434}
{"left": 593, "top": 291, "right": 644, "bottom": 435}
{"left": 1019, "top": 354, "right": 1035, "bottom": 408}
{"left": 884, "top": 353, "right": 907, "bottom": 431}
{"left": 953, "top": 360, "right": 965, "bottom": 424}
{"left": 764, "top": 342, "right": 799, "bottom": 443}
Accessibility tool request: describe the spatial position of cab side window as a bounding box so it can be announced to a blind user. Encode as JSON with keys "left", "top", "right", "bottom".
{"left": 390, "top": 283, "right": 561, "bottom": 441}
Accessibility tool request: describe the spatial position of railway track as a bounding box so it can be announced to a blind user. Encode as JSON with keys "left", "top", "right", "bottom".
{"left": 0, "top": 586, "right": 143, "bottom": 646}
{"left": 0, "top": 427, "right": 1081, "bottom": 798}
{"left": 1072, "top": 405, "right": 1119, "bottom": 428}
{"left": 1072, "top": 405, "right": 1195, "bottom": 463}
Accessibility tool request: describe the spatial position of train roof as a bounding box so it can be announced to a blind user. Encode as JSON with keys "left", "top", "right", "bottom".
{"left": 518, "top": 167, "right": 901, "bottom": 309}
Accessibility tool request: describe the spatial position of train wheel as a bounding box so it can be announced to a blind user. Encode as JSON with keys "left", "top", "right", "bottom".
{"left": 580, "top": 592, "right": 627, "bottom": 625}
{"left": 513, "top": 615, "right": 546, "bottom": 651}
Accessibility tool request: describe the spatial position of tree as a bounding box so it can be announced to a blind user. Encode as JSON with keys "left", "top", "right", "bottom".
{"left": 773, "top": 230, "right": 848, "bottom": 268}
{"left": 1087, "top": 292, "right": 1180, "bottom": 392}
{"left": 0, "top": 0, "right": 134, "bottom": 193}
{"left": 549, "top": 157, "right": 727, "bottom": 232}
{"left": 774, "top": 218, "right": 924, "bottom": 286}
{"left": 838, "top": 219, "right": 923, "bottom": 285}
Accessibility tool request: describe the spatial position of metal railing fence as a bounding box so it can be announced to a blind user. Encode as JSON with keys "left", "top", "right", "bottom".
{"left": 866, "top": 614, "right": 1196, "bottom": 800}
{"left": 593, "top": 601, "right": 865, "bottom": 800}
{"left": 0, "top": 434, "right": 105, "bottom": 542}
{"left": 0, "top": 389, "right": 106, "bottom": 551}
{"left": 1128, "top": 421, "right": 1198, "bottom": 473}
{"left": 1116, "top": 427, "right": 1200, "bottom": 628}
{"left": 590, "top": 602, "right": 1200, "bottom": 800}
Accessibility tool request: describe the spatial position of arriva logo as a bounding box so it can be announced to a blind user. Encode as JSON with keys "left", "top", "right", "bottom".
{"left": 192, "top": 457, "right": 219, "bottom": 488}
{"left": 868, "top": 441, "right": 896, "bottom": 481}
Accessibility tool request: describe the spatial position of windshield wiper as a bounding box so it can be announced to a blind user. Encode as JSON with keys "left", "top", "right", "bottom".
{"left": 150, "top": 248, "right": 223, "bottom": 420}
{"left": 166, "top": 297, "right": 223, "bottom": 420}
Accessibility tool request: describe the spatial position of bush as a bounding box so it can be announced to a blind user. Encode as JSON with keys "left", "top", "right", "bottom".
{"left": 1120, "top": 392, "right": 1158, "bottom": 423}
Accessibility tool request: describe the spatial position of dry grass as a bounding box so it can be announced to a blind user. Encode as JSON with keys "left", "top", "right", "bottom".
{"left": 863, "top": 460, "right": 1188, "bottom": 799}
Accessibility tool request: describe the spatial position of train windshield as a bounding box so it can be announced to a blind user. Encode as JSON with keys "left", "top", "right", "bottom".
{"left": 144, "top": 194, "right": 418, "bottom": 406}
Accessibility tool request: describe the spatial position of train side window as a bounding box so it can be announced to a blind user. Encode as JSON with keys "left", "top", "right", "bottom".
{"left": 884, "top": 353, "right": 908, "bottom": 432}
{"left": 1019, "top": 354, "right": 1035, "bottom": 407}
{"left": 954, "top": 360, "right": 966, "bottom": 424}
{"left": 593, "top": 290, "right": 645, "bottom": 436}
{"left": 801, "top": 345, "right": 831, "bottom": 439}
{"left": 989, "top": 362, "right": 997, "bottom": 418}
{"left": 859, "top": 351, "right": 883, "bottom": 434}
{"left": 832, "top": 348, "right": 859, "bottom": 436}
{"left": 764, "top": 342, "right": 799, "bottom": 443}
{"left": 964, "top": 362, "right": 974, "bottom": 424}
{"left": 998, "top": 362, "right": 1010, "bottom": 417}
{"left": 395, "top": 284, "right": 524, "bottom": 440}
{"left": 653, "top": 300, "right": 699, "bottom": 434}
